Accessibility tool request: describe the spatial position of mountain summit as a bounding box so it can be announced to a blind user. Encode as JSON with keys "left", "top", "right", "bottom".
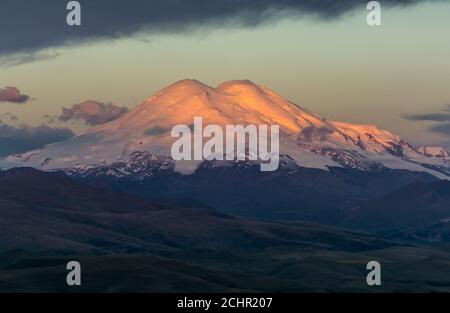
{"left": 1, "top": 79, "right": 449, "bottom": 178}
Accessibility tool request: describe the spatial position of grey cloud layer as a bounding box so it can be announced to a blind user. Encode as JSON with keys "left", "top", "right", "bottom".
{"left": 0, "top": 87, "right": 30, "bottom": 103}
{"left": 430, "top": 123, "right": 450, "bottom": 135}
{"left": 405, "top": 104, "right": 450, "bottom": 135}
{"left": 0, "top": 0, "right": 433, "bottom": 56}
{"left": 406, "top": 113, "right": 450, "bottom": 122}
{"left": 405, "top": 106, "right": 450, "bottom": 122}
{"left": 59, "top": 100, "right": 129, "bottom": 125}
{"left": 0, "top": 123, "right": 74, "bottom": 157}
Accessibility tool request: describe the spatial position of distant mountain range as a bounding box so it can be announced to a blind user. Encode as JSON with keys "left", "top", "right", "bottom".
{"left": 0, "top": 167, "right": 396, "bottom": 254}
{"left": 1, "top": 165, "right": 449, "bottom": 244}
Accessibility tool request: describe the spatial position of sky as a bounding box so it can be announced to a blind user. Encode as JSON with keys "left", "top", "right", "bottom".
{"left": 0, "top": 0, "right": 450, "bottom": 156}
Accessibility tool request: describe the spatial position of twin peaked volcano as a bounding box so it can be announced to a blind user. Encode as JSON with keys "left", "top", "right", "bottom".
{"left": 1, "top": 79, "right": 449, "bottom": 178}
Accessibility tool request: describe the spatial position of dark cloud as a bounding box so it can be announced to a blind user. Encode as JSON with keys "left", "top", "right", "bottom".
{"left": 0, "top": 87, "right": 30, "bottom": 103}
{"left": 405, "top": 104, "right": 450, "bottom": 122}
{"left": 59, "top": 100, "right": 129, "bottom": 125}
{"left": 429, "top": 123, "right": 450, "bottom": 135}
{"left": 0, "top": 123, "right": 74, "bottom": 157}
{"left": 405, "top": 113, "right": 450, "bottom": 122}
{"left": 0, "top": 0, "right": 436, "bottom": 57}
{"left": 405, "top": 104, "right": 450, "bottom": 137}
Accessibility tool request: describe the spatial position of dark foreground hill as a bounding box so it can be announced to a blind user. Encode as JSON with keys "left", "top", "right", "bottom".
{"left": 2, "top": 245, "right": 450, "bottom": 292}
{"left": 1, "top": 168, "right": 450, "bottom": 292}
{"left": 97, "top": 162, "right": 438, "bottom": 224}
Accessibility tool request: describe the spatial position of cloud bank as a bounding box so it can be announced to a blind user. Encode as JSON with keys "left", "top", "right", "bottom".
{"left": 405, "top": 104, "right": 450, "bottom": 135}
{"left": 0, "top": 123, "right": 74, "bottom": 157}
{"left": 0, "top": 87, "right": 30, "bottom": 103}
{"left": 405, "top": 108, "right": 450, "bottom": 122}
{"left": 59, "top": 100, "right": 129, "bottom": 125}
{"left": 0, "top": 0, "right": 436, "bottom": 57}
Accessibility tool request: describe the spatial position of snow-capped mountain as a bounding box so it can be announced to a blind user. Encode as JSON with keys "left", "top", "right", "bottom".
{"left": 1, "top": 79, "right": 449, "bottom": 179}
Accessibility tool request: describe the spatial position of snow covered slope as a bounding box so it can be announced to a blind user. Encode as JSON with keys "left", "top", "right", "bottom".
{"left": 416, "top": 146, "right": 450, "bottom": 159}
{"left": 1, "top": 79, "right": 449, "bottom": 179}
